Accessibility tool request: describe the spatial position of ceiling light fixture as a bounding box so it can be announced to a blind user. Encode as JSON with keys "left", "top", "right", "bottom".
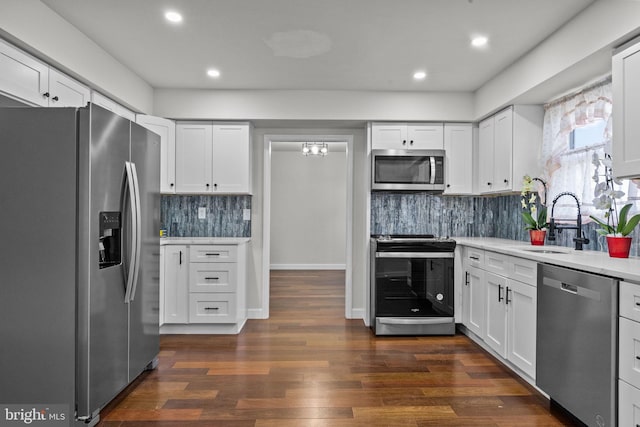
{"left": 471, "top": 35, "right": 489, "bottom": 48}
{"left": 413, "top": 71, "right": 427, "bottom": 80}
{"left": 164, "top": 11, "right": 183, "bottom": 23}
{"left": 207, "top": 69, "right": 221, "bottom": 78}
{"left": 302, "top": 142, "right": 328, "bottom": 156}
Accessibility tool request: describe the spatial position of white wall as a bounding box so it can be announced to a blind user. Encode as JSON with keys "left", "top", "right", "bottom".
{"left": 153, "top": 89, "right": 475, "bottom": 121}
{"left": 0, "top": 0, "right": 153, "bottom": 113}
{"left": 270, "top": 148, "right": 347, "bottom": 269}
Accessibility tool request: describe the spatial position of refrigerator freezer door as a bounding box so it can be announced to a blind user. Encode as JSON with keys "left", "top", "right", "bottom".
{"left": 76, "top": 104, "right": 131, "bottom": 419}
{"left": 0, "top": 108, "right": 78, "bottom": 407}
{"left": 128, "top": 122, "right": 161, "bottom": 379}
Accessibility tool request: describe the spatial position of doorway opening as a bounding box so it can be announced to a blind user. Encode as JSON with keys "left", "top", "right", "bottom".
{"left": 262, "top": 134, "right": 354, "bottom": 319}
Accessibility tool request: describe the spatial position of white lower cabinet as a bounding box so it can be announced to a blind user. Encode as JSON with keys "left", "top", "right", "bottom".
{"left": 160, "top": 245, "right": 188, "bottom": 325}
{"left": 159, "top": 241, "right": 248, "bottom": 333}
{"left": 461, "top": 247, "right": 537, "bottom": 380}
{"left": 619, "top": 281, "right": 640, "bottom": 424}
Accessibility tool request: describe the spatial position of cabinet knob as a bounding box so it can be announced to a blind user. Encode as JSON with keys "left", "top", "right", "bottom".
{"left": 409, "top": 140, "right": 414, "bottom": 145}
{"left": 446, "top": 184, "right": 451, "bottom": 188}
{"left": 402, "top": 140, "right": 407, "bottom": 145}
{"left": 42, "top": 92, "right": 50, "bottom": 98}
{"left": 206, "top": 183, "right": 210, "bottom": 187}
{"left": 170, "top": 183, "right": 174, "bottom": 187}
{"left": 503, "top": 179, "right": 508, "bottom": 183}
{"left": 487, "top": 182, "right": 492, "bottom": 186}
{"left": 52, "top": 96, "right": 59, "bottom": 102}
{"left": 214, "top": 183, "right": 217, "bottom": 189}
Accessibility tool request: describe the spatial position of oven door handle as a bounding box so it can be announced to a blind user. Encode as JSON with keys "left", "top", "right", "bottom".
{"left": 375, "top": 252, "right": 454, "bottom": 259}
{"left": 378, "top": 317, "right": 454, "bottom": 325}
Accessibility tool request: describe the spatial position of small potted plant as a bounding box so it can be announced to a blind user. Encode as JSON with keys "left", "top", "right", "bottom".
{"left": 521, "top": 175, "right": 548, "bottom": 245}
{"left": 590, "top": 153, "right": 640, "bottom": 258}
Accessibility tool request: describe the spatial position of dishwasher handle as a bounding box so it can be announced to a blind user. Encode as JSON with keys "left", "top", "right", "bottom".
{"left": 561, "top": 282, "right": 578, "bottom": 294}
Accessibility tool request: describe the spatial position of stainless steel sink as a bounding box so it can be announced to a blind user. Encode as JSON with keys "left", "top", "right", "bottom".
{"left": 519, "top": 247, "right": 570, "bottom": 254}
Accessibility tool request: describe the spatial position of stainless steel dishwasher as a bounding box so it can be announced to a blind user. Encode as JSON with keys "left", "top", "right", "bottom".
{"left": 537, "top": 263, "right": 618, "bottom": 427}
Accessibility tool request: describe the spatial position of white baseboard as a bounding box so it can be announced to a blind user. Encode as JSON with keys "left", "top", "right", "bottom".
{"left": 270, "top": 263, "right": 346, "bottom": 270}
{"left": 160, "top": 319, "right": 247, "bottom": 335}
{"left": 349, "top": 308, "right": 365, "bottom": 320}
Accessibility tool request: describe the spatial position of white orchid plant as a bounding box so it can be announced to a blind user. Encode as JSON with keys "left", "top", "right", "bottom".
{"left": 521, "top": 175, "right": 547, "bottom": 231}
{"left": 589, "top": 152, "right": 640, "bottom": 236}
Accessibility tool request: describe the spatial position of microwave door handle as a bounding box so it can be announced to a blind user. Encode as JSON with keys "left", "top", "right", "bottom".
{"left": 429, "top": 156, "right": 436, "bottom": 184}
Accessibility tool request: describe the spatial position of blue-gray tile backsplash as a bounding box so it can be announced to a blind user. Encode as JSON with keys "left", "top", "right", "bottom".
{"left": 370, "top": 192, "right": 639, "bottom": 256}
{"left": 161, "top": 195, "right": 251, "bottom": 237}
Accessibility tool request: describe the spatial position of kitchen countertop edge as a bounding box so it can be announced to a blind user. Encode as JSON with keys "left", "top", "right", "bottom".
{"left": 454, "top": 237, "right": 640, "bottom": 283}
{"left": 161, "top": 237, "right": 251, "bottom": 245}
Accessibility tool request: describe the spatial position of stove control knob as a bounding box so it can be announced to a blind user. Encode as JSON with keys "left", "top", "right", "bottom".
{"left": 436, "top": 293, "right": 444, "bottom": 301}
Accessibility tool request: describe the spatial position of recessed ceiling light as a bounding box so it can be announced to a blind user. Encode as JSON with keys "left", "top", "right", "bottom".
{"left": 165, "top": 11, "right": 183, "bottom": 23}
{"left": 207, "top": 69, "right": 221, "bottom": 78}
{"left": 413, "top": 71, "right": 427, "bottom": 80}
{"left": 471, "top": 36, "right": 489, "bottom": 48}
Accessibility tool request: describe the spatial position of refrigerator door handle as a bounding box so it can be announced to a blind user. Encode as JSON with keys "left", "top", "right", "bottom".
{"left": 123, "top": 161, "right": 138, "bottom": 303}
{"left": 129, "top": 162, "right": 142, "bottom": 302}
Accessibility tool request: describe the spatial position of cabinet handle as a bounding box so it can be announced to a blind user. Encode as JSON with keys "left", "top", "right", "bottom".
{"left": 52, "top": 95, "right": 59, "bottom": 101}
{"left": 179, "top": 250, "right": 182, "bottom": 265}
{"left": 205, "top": 277, "right": 219, "bottom": 280}
{"left": 636, "top": 356, "right": 640, "bottom": 360}
{"left": 205, "top": 253, "right": 220, "bottom": 256}
{"left": 465, "top": 271, "right": 469, "bottom": 286}
{"left": 506, "top": 287, "right": 512, "bottom": 305}
{"left": 635, "top": 302, "right": 640, "bottom": 306}
{"left": 204, "top": 307, "right": 220, "bottom": 311}
{"left": 498, "top": 285, "right": 504, "bottom": 302}
{"left": 470, "top": 256, "right": 480, "bottom": 261}
{"left": 42, "top": 92, "right": 50, "bottom": 98}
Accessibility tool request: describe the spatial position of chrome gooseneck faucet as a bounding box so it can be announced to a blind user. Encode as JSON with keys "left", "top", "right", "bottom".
{"left": 547, "top": 191, "right": 590, "bottom": 250}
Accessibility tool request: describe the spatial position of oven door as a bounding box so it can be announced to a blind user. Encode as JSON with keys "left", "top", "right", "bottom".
{"left": 373, "top": 252, "right": 454, "bottom": 335}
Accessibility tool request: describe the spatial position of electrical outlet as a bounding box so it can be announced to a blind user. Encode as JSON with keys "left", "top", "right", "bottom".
{"left": 198, "top": 207, "right": 206, "bottom": 219}
{"left": 243, "top": 209, "right": 251, "bottom": 221}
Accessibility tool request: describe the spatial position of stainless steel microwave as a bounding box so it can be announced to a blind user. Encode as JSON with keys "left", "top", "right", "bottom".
{"left": 371, "top": 149, "right": 446, "bottom": 191}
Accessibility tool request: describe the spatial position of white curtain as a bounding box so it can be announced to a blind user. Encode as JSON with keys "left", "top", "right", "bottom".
{"left": 541, "top": 79, "right": 614, "bottom": 221}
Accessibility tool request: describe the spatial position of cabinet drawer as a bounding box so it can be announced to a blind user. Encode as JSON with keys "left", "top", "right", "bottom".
{"left": 485, "top": 251, "right": 509, "bottom": 275}
{"left": 620, "top": 317, "right": 640, "bottom": 386}
{"left": 190, "top": 245, "right": 237, "bottom": 262}
{"left": 189, "top": 263, "right": 236, "bottom": 293}
{"left": 621, "top": 281, "right": 640, "bottom": 322}
{"left": 464, "top": 248, "right": 484, "bottom": 268}
{"left": 619, "top": 379, "right": 640, "bottom": 427}
{"left": 509, "top": 256, "right": 537, "bottom": 286}
{"left": 189, "top": 293, "right": 236, "bottom": 323}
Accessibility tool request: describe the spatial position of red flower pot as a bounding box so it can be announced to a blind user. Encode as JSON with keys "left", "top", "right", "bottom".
{"left": 606, "top": 236, "right": 632, "bottom": 258}
{"left": 529, "top": 230, "right": 547, "bottom": 246}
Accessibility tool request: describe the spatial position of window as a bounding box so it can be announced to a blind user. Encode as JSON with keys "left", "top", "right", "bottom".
{"left": 541, "top": 78, "right": 640, "bottom": 224}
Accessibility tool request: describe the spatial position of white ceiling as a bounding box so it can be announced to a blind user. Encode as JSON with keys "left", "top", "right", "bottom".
{"left": 40, "top": 0, "right": 596, "bottom": 93}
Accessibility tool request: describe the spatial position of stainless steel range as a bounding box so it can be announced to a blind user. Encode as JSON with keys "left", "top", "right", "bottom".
{"left": 370, "top": 235, "right": 456, "bottom": 335}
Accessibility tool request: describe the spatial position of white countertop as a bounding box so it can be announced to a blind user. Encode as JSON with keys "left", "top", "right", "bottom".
{"left": 454, "top": 237, "right": 640, "bottom": 283}
{"left": 160, "top": 237, "right": 251, "bottom": 245}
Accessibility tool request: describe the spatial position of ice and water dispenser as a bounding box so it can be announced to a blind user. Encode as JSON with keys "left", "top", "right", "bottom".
{"left": 99, "top": 211, "right": 121, "bottom": 269}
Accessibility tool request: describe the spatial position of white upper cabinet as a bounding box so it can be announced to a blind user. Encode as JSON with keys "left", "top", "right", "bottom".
{"left": 477, "top": 105, "right": 543, "bottom": 194}
{"left": 613, "top": 36, "right": 640, "bottom": 179}
{"left": 212, "top": 123, "right": 252, "bottom": 193}
{"left": 91, "top": 92, "right": 136, "bottom": 121}
{"left": 443, "top": 123, "right": 473, "bottom": 195}
{"left": 0, "top": 39, "right": 89, "bottom": 108}
{"left": 175, "top": 122, "right": 252, "bottom": 194}
{"left": 371, "top": 122, "right": 444, "bottom": 150}
{"left": 176, "top": 122, "right": 214, "bottom": 193}
{"left": 48, "top": 69, "right": 90, "bottom": 108}
{"left": 137, "top": 115, "right": 176, "bottom": 193}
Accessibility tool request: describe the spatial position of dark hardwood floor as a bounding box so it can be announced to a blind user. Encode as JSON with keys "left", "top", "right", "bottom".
{"left": 98, "top": 270, "right": 578, "bottom": 426}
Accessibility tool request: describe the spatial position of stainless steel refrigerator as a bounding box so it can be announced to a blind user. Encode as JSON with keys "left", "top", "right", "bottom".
{"left": 0, "top": 104, "right": 160, "bottom": 426}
